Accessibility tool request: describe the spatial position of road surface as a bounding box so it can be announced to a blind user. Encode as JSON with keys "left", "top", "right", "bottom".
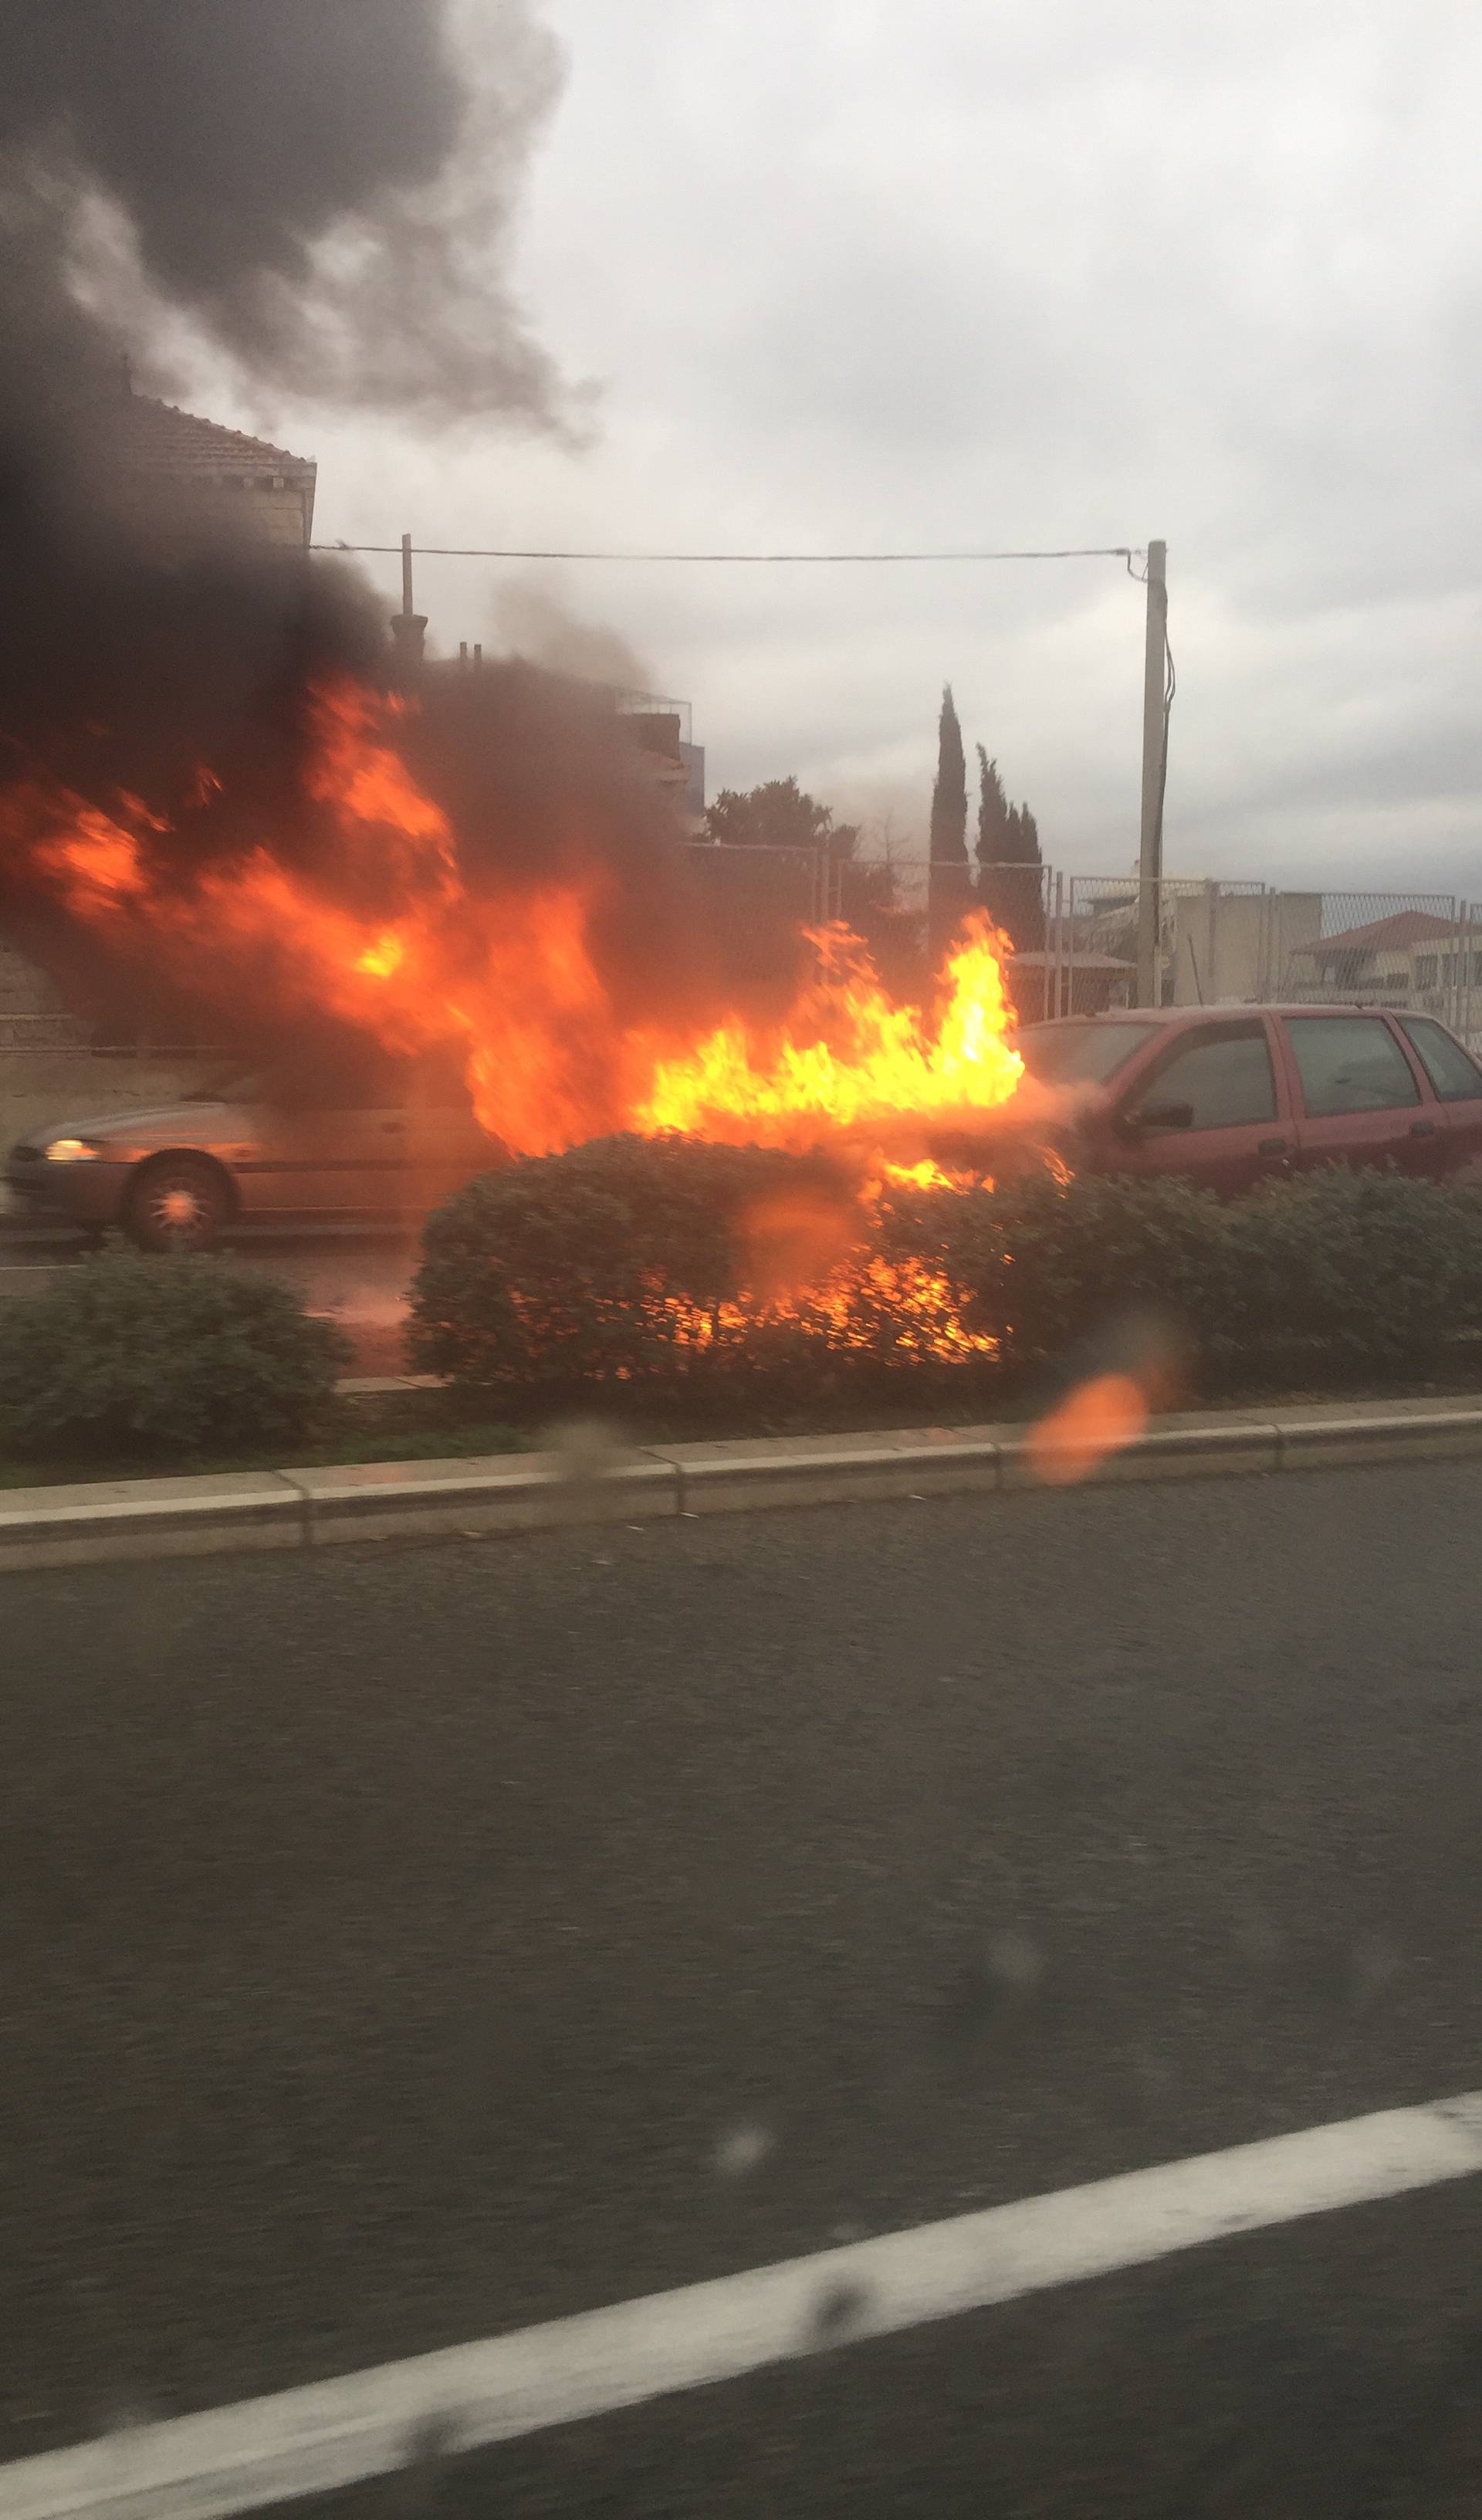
{"left": 5, "top": 1462, "right": 1482, "bottom": 2514}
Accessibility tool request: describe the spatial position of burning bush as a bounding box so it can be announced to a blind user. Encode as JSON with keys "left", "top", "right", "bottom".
{"left": 408, "top": 1133, "right": 868, "bottom": 1394}
{"left": 413, "top": 1144, "right": 1482, "bottom": 1417}
{"left": 899, "top": 1164, "right": 1482, "bottom": 1387}
{"left": 891, "top": 1170, "right": 1244, "bottom": 1370}
{"left": 0, "top": 1244, "right": 350, "bottom": 1459}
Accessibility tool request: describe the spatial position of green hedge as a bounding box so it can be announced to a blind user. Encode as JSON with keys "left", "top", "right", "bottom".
{"left": 409, "top": 1135, "right": 1482, "bottom": 1404}
{"left": 1227, "top": 1165, "right": 1482, "bottom": 1367}
{"left": 408, "top": 1133, "right": 858, "bottom": 1391}
{"left": 0, "top": 1242, "right": 350, "bottom": 1458}
{"left": 885, "top": 1163, "right": 1482, "bottom": 1374}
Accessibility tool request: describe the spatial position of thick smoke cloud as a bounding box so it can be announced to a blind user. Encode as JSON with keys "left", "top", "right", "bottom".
{"left": 0, "top": 2, "right": 753, "bottom": 1082}
{"left": 0, "top": 0, "right": 567, "bottom": 421}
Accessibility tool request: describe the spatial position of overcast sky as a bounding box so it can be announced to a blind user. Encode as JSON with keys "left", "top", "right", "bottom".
{"left": 194, "top": 0, "right": 1482, "bottom": 896}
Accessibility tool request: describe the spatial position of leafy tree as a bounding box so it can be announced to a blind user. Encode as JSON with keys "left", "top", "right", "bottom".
{"left": 704, "top": 778, "right": 854, "bottom": 856}
{"left": 700, "top": 775, "right": 915, "bottom": 987}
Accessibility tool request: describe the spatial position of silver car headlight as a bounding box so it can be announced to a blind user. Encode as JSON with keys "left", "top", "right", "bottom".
{"left": 44, "top": 1138, "right": 104, "bottom": 1163}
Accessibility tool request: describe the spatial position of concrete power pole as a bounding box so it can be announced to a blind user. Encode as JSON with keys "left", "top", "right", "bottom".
{"left": 389, "top": 529, "right": 428, "bottom": 682}
{"left": 1135, "top": 538, "right": 1169, "bottom": 1007}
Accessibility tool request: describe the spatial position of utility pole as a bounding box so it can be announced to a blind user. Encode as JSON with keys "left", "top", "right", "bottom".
{"left": 1135, "top": 538, "right": 1168, "bottom": 1007}
{"left": 389, "top": 529, "right": 427, "bottom": 682}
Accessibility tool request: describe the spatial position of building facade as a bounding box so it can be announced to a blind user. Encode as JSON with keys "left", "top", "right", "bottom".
{"left": 100, "top": 376, "right": 316, "bottom": 547}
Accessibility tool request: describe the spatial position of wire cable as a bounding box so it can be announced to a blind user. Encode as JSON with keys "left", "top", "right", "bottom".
{"left": 312, "top": 540, "right": 1140, "bottom": 565}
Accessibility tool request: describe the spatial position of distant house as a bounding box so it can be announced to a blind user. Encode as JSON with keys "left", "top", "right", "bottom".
{"left": 1006, "top": 950, "right": 1132, "bottom": 1021}
{"left": 99, "top": 374, "right": 317, "bottom": 548}
{"left": 1287, "top": 911, "right": 1482, "bottom": 1011}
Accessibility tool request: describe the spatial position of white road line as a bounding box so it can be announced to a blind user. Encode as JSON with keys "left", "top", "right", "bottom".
{"left": 6, "top": 2092, "right": 1482, "bottom": 2520}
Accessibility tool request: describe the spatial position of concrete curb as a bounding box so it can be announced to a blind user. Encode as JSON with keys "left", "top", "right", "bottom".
{"left": 4, "top": 1393, "right": 1482, "bottom": 1576}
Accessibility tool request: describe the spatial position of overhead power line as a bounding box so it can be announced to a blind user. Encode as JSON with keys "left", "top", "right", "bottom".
{"left": 313, "top": 540, "right": 1140, "bottom": 566}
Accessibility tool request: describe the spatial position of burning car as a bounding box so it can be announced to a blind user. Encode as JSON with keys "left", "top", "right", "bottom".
{"left": 1016, "top": 1003, "right": 1482, "bottom": 1194}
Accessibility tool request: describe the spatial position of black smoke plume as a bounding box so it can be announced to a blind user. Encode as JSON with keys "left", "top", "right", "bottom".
{"left": 0, "top": 4, "right": 770, "bottom": 1085}
{"left": 0, "top": 0, "right": 568, "bottom": 422}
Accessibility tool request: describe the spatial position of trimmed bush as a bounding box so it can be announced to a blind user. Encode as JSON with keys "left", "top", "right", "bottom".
{"left": 1230, "top": 1165, "right": 1482, "bottom": 1367}
{"left": 890, "top": 1166, "right": 1482, "bottom": 1378}
{"left": 408, "top": 1133, "right": 858, "bottom": 1392}
{"left": 0, "top": 1241, "right": 350, "bottom": 1458}
{"left": 874, "top": 1169, "right": 1246, "bottom": 1368}
{"left": 412, "top": 1136, "right": 1482, "bottom": 1407}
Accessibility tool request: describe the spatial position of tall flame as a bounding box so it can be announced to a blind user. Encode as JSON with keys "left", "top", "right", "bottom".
{"left": 2, "top": 675, "right": 1031, "bottom": 1175}
{"left": 0, "top": 675, "right": 1054, "bottom": 1360}
{"left": 634, "top": 920, "right": 1023, "bottom": 1144}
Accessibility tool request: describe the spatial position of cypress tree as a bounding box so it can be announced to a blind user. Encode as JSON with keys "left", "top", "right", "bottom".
{"left": 975, "top": 752, "right": 1045, "bottom": 953}
{"left": 927, "top": 685, "right": 971, "bottom": 964}
{"left": 929, "top": 686, "right": 968, "bottom": 865}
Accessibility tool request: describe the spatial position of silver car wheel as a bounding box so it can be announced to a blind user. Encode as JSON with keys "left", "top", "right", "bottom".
{"left": 124, "top": 1158, "right": 229, "bottom": 1252}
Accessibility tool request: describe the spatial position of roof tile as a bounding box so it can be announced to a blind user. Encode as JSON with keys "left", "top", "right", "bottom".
{"left": 100, "top": 392, "right": 314, "bottom": 479}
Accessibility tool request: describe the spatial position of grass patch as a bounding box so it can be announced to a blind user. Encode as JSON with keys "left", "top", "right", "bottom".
{"left": 7, "top": 1346, "right": 1482, "bottom": 1495}
{"left": 0, "top": 1416, "right": 530, "bottom": 1492}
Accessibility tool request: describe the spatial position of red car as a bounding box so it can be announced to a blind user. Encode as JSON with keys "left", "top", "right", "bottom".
{"left": 1014, "top": 1004, "right": 1482, "bottom": 1197}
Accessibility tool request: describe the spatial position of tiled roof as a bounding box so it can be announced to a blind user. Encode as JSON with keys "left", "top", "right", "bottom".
{"left": 1292, "top": 911, "right": 1465, "bottom": 957}
{"left": 100, "top": 391, "right": 315, "bottom": 481}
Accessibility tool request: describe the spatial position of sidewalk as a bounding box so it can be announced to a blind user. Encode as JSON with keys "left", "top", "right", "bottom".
{"left": 4, "top": 1395, "right": 1482, "bottom": 1575}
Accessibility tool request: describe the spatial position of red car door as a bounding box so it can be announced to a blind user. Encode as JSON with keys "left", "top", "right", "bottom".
{"left": 1392, "top": 1014, "right": 1482, "bottom": 1178}
{"left": 1102, "top": 1015, "right": 1294, "bottom": 1195}
{"left": 1277, "top": 1012, "right": 1448, "bottom": 1177}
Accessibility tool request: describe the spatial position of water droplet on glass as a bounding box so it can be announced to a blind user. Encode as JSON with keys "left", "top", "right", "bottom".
{"left": 714, "top": 2120, "right": 773, "bottom": 2177}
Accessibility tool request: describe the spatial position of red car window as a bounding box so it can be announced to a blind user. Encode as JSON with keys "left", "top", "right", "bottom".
{"left": 1122, "top": 1021, "right": 1277, "bottom": 1130}
{"left": 1284, "top": 1016, "right": 1420, "bottom": 1116}
{"left": 1396, "top": 1016, "right": 1482, "bottom": 1102}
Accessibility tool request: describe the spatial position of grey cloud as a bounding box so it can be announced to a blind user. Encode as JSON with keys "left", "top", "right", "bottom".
{"left": 250, "top": 0, "right": 1482, "bottom": 886}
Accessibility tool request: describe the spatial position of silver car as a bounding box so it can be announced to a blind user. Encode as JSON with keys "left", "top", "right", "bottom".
{"left": 4, "top": 1058, "right": 504, "bottom": 1248}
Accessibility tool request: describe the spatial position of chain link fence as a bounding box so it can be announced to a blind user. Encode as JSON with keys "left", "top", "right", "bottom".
{"left": 684, "top": 840, "right": 841, "bottom": 930}
{"left": 9, "top": 852, "right": 1482, "bottom": 1072}
{"left": 1270, "top": 892, "right": 1481, "bottom": 1046}
{"left": 920, "top": 870, "right": 1482, "bottom": 1043}
{"left": 1041, "top": 880, "right": 1482, "bottom": 1046}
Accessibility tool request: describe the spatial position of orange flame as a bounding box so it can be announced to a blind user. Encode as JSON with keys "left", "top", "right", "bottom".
{"left": 3, "top": 674, "right": 1047, "bottom": 1360}
{"left": 635, "top": 919, "right": 1023, "bottom": 1145}
{"left": 5, "top": 678, "right": 1030, "bottom": 1165}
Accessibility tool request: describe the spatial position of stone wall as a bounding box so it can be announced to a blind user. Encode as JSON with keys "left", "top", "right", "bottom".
{"left": 0, "top": 1052, "right": 208, "bottom": 1153}
{"left": 0, "top": 944, "right": 68, "bottom": 1021}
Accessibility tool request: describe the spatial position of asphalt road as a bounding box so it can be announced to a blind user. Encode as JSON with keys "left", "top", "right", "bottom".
{"left": 5, "top": 1463, "right": 1482, "bottom": 2514}
{"left": 0, "top": 1219, "right": 416, "bottom": 1375}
